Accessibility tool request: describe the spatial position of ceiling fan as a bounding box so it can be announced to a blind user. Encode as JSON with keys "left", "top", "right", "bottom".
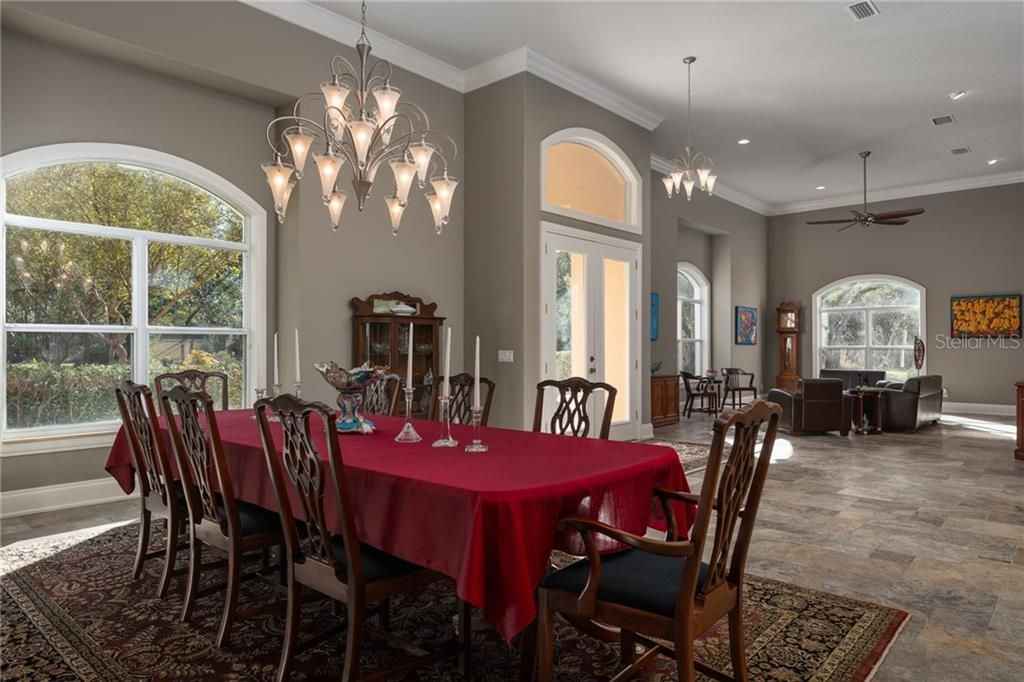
{"left": 806, "top": 151, "right": 925, "bottom": 231}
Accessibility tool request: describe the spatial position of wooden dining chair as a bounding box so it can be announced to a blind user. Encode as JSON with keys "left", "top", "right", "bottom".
{"left": 721, "top": 368, "right": 757, "bottom": 410}
{"left": 535, "top": 400, "right": 782, "bottom": 682}
{"left": 532, "top": 377, "right": 617, "bottom": 440}
{"left": 255, "top": 393, "right": 471, "bottom": 682}
{"left": 114, "top": 380, "right": 187, "bottom": 598}
{"left": 160, "top": 385, "right": 283, "bottom": 648}
{"left": 362, "top": 372, "right": 401, "bottom": 416}
{"left": 681, "top": 372, "right": 719, "bottom": 418}
{"left": 430, "top": 373, "right": 496, "bottom": 426}
{"left": 155, "top": 369, "right": 230, "bottom": 411}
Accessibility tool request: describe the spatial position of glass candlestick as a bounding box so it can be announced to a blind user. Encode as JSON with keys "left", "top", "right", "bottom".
{"left": 272, "top": 383, "right": 282, "bottom": 398}
{"left": 394, "top": 387, "right": 422, "bottom": 443}
{"left": 432, "top": 396, "right": 459, "bottom": 448}
{"left": 464, "top": 407, "right": 488, "bottom": 452}
{"left": 251, "top": 388, "right": 267, "bottom": 420}
{"left": 293, "top": 381, "right": 302, "bottom": 398}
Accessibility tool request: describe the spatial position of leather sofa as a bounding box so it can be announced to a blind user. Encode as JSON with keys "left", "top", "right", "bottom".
{"left": 766, "top": 378, "right": 851, "bottom": 436}
{"left": 819, "top": 369, "right": 887, "bottom": 391}
{"left": 875, "top": 375, "right": 943, "bottom": 431}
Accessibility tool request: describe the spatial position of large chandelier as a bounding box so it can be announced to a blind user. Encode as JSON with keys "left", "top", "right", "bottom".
{"left": 261, "top": 0, "right": 458, "bottom": 235}
{"left": 662, "top": 56, "right": 717, "bottom": 201}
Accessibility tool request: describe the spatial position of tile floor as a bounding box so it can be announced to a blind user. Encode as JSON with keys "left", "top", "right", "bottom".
{"left": 2, "top": 411, "right": 1022, "bottom": 680}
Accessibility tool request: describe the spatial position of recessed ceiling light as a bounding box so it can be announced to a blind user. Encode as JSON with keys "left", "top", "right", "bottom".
{"left": 987, "top": 158, "right": 998, "bottom": 165}
{"left": 737, "top": 138, "right": 751, "bottom": 145}
{"left": 948, "top": 90, "right": 968, "bottom": 101}
{"left": 815, "top": 185, "right": 826, "bottom": 190}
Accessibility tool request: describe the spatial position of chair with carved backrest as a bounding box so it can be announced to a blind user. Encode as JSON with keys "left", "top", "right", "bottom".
{"left": 535, "top": 400, "right": 782, "bottom": 682}
{"left": 430, "top": 373, "right": 496, "bottom": 426}
{"left": 155, "top": 369, "right": 230, "bottom": 411}
{"left": 721, "top": 367, "right": 757, "bottom": 410}
{"left": 362, "top": 372, "right": 401, "bottom": 416}
{"left": 160, "top": 385, "right": 283, "bottom": 648}
{"left": 681, "top": 372, "right": 719, "bottom": 418}
{"left": 114, "top": 380, "right": 187, "bottom": 598}
{"left": 254, "top": 394, "right": 471, "bottom": 681}
{"left": 532, "top": 377, "right": 618, "bottom": 440}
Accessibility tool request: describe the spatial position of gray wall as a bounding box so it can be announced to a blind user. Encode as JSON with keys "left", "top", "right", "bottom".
{"left": 678, "top": 226, "right": 712, "bottom": 280}
{"left": 767, "top": 183, "right": 1024, "bottom": 405}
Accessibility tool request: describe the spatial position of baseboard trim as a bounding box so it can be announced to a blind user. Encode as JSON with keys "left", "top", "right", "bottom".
{"left": 0, "top": 478, "right": 135, "bottom": 519}
{"left": 637, "top": 423, "right": 655, "bottom": 440}
{"left": 944, "top": 402, "right": 1015, "bottom": 417}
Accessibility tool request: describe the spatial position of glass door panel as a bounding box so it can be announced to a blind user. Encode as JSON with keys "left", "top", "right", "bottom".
{"left": 555, "top": 250, "right": 588, "bottom": 380}
{"left": 601, "top": 257, "right": 630, "bottom": 424}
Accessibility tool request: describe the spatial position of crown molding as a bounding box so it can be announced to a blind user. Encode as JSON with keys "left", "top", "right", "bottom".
{"left": 767, "top": 170, "right": 1024, "bottom": 216}
{"left": 241, "top": 1, "right": 465, "bottom": 92}
{"left": 650, "top": 154, "right": 771, "bottom": 216}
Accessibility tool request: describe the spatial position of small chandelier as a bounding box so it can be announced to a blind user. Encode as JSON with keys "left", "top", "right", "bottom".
{"left": 261, "top": 0, "right": 458, "bottom": 235}
{"left": 663, "top": 56, "right": 717, "bottom": 201}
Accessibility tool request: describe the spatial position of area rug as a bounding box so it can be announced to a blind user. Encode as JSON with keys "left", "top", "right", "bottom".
{"left": 644, "top": 439, "right": 715, "bottom": 474}
{"left": 0, "top": 523, "right": 907, "bottom": 681}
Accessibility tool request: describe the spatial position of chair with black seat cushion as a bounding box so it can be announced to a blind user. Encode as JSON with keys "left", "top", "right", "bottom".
{"left": 361, "top": 372, "right": 401, "bottom": 416}
{"left": 532, "top": 377, "right": 617, "bottom": 440}
{"left": 160, "top": 386, "right": 283, "bottom": 648}
{"left": 255, "top": 393, "right": 471, "bottom": 682}
{"left": 430, "top": 373, "right": 496, "bottom": 426}
{"left": 156, "top": 369, "right": 231, "bottom": 411}
{"left": 536, "top": 400, "right": 782, "bottom": 682}
{"left": 114, "top": 380, "right": 187, "bottom": 598}
{"left": 721, "top": 367, "right": 757, "bottom": 409}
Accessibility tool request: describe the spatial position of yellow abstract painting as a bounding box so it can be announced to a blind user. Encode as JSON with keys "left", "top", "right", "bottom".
{"left": 950, "top": 295, "right": 1022, "bottom": 338}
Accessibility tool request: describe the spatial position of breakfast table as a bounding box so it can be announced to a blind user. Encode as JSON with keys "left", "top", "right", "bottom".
{"left": 105, "top": 411, "right": 693, "bottom": 642}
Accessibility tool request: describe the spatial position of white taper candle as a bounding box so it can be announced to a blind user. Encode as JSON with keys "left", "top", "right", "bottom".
{"left": 442, "top": 326, "right": 452, "bottom": 398}
{"left": 273, "top": 332, "right": 280, "bottom": 386}
{"left": 407, "top": 322, "right": 414, "bottom": 390}
{"left": 473, "top": 335, "right": 481, "bottom": 409}
{"left": 294, "top": 328, "right": 301, "bottom": 383}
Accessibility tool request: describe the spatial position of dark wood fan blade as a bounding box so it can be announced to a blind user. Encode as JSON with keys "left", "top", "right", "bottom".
{"left": 873, "top": 208, "right": 925, "bottom": 220}
{"left": 873, "top": 219, "right": 909, "bottom": 226}
{"left": 837, "top": 222, "right": 858, "bottom": 232}
{"left": 807, "top": 219, "right": 859, "bottom": 225}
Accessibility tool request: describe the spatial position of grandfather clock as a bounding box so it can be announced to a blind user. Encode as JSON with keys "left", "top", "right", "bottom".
{"left": 775, "top": 302, "right": 801, "bottom": 391}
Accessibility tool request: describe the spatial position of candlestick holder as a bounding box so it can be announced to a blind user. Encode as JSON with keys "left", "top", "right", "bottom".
{"left": 464, "top": 407, "right": 488, "bottom": 452}
{"left": 432, "top": 396, "right": 459, "bottom": 448}
{"left": 292, "top": 381, "right": 302, "bottom": 398}
{"left": 395, "top": 387, "right": 422, "bottom": 443}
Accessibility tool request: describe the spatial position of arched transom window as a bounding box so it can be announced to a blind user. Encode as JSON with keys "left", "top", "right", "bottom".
{"left": 2, "top": 144, "right": 266, "bottom": 442}
{"left": 677, "top": 263, "right": 710, "bottom": 375}
{"left": 813, "top": 275, "right": 925, "bottom": 380}
{"left": 541, "top": 128, "right": 642, "bottom": 233}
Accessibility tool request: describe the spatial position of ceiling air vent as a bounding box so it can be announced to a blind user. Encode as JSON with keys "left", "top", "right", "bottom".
{"left": 932, "top": 114, "right": 956, "bottom": 126}
{"left": 847, "top": 1, "right": 879, "bottom": 21}
{"left": 951, "top": 147, "right": 971, "bottom": 155}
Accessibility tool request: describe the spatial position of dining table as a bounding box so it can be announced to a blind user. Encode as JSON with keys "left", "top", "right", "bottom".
{"left": 105, "top": 410, "right": 694, "bottom": 643}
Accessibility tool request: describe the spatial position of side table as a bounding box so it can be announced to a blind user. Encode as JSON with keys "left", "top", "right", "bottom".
{"left": 847, "top": 388, "right": 884, "bottom": 435}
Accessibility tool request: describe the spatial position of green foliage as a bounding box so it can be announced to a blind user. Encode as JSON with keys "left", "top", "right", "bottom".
{"left": 6, "top": 361, "right": 129, "bottom": 429}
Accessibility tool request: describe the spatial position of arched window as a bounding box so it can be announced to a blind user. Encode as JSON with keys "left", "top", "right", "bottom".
{"left": 677, "top": 263, "right": 710, "bottom": 375}
{"left": 2, "top": 144, "right": 266, "bottom": 443}
{"left": 813, "top": 274, "right": 925, "bottom": 380}
{"left": 541, "top": 128, "right": 642, "bottom": 233}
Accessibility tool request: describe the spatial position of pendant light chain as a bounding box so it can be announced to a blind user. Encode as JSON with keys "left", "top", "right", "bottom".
{"left": 687, "top": 59, "right": 693, "bottom": 150}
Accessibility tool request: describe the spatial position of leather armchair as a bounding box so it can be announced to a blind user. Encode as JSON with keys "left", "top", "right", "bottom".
{"left": 766, "top": 378, "right": 851, "bottom": 436}
{"left": 819, "top": 369, "right": 887, "bottom": 390}
{"left": 877, "top": 375, "right": 943, "bottom": 431}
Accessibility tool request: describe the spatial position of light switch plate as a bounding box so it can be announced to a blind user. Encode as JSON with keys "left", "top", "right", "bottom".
{"left": 497, "top": 350, "right": 514, "bottom": 363}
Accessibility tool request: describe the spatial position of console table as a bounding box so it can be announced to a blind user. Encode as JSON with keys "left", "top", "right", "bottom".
{"left": 1016, "top": 381, "right": 1023, "bottom": 461}
{"left": 651, "top": 374, "right": 680, "bottom": 427}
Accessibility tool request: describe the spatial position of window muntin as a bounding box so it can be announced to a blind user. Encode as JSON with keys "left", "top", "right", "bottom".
{"left": 677, "top": 265, "right": 708, "bottom": 376}
{"left": 3, "top": 161, "right": 251, "bottom": 434}
{"left": 816, "top": 277, "right": 923, "bottom": 380}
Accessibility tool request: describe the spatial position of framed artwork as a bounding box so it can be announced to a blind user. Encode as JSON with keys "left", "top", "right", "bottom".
{"left": 650, "top": 292, "right": 660, "bottom": 341}
{"left": 950, "top": 294, "right": 1022, "bottom": 338}
{"left": 735, "top": 306, "right": 758, "bottom": 345}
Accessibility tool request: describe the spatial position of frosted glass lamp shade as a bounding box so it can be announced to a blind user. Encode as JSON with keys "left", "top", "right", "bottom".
{"left": 408, "top": 141, "right": 435, "bottom": 183}
{"left": 348, "top": 117, "right": 377, "bottom": 167}
{"left": 278, "top": 180, "right": 297, "bottom": 220}
{"left": 661, "top": 175, "right": 675, "bottom": 198}
{"left": 696, "top": 167, "right": 712, "bottom": 189}
{"left": 312, "top": 150, "right": 345, "bottom": 203}
{"left": 321, "top": 80, "right": 351, "bottom": 116}
{"left": 389, "top": 159, "right": 417, "bottom": 205}
{"left": 328, "top": 190, "right": 348, "bottom": 230}
{"left": 384, "top": 194, "right": 406, "bottom": 234}
{"left": 430, "top": 174, "right": 459, "bottom": 219}
{"left": 425, "top": 191, "right": 444, "bottom": 232}
{"left": 262, "top": 159, "right": 295, "bottom": 212}
{"left": 284, "top": 128, "right": 314, "bottom": 178}
{"left": 372, "top": 84, "right": 402, "bottom": 126}
{"left": 670, "top": 170, "right": 684, "bottom": 192}
{"left": 682, "top": 174, "right": 696, "bottom": 201}
{"left": 705, "top": 173, "right": 718, "bottom": 195}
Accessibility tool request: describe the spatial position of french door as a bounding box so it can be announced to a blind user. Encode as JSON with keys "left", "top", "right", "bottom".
{"left": 540, "top": 223, "right": 641, "bottom": 440}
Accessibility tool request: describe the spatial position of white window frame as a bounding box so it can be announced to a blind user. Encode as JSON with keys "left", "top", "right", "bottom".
{"left": 676, "top": 262, "right": 710, "bottom": 376}
{"left": 540, "top": 127, "right": 643, "bottom": 234}
{"left": 811, "top": 273, "right": 926, "bottom": 378}
{"left": 1, "top": 143, "right": 267, "bottom": 455}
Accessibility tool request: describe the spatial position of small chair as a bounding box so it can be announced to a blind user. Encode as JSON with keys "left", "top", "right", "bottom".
{"left": 532, "top": 377, "right": 617, "bottom": 440}
{"left": 681, "top": 372, "right": 718, "bottom": 418}
{"left": 430, "top": 373, "right": 496, "bottom": 426}
{"left": 721, "top": 368, "right": 757, "bottom": 409}
{"left": 155, "top": 369, "right": 230, "bottom": 411}
{"left": 766, "top": 378, "right": 851, "bottom": 436}
{"left": 255, "top": 394, "right": 471, "bottom": 681}
{"left": 362, "top": 372, "right": 401, "bottom": 416}
{"left": 161, "top": 385, "right": 283, "bottom": 648}
{"left": 114, "top": 380, "right": 187, "bottom": 598}
{"left": 536, "top": 400, "right": 782, "bottom": 682}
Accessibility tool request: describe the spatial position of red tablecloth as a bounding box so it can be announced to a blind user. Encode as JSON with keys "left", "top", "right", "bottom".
{"left": 106, "top": 411, "right": 692, "bottom": 641}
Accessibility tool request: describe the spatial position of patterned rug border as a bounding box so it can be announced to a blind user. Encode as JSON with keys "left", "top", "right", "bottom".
{"left": 861, "top": 610, "right": 910, "bottom": 682}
